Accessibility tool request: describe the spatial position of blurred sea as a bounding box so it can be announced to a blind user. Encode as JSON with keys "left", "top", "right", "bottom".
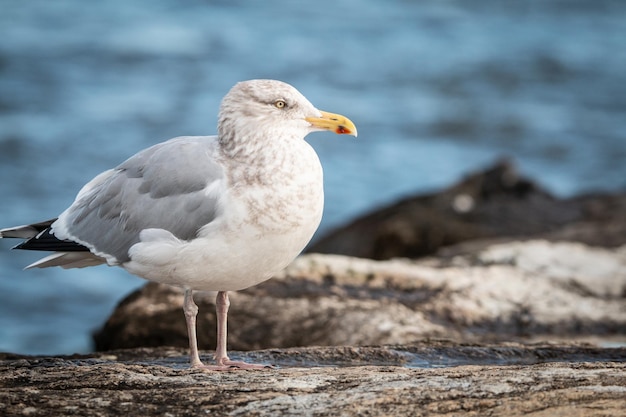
{"left": 1, "top": 0, "right": 625, "bottom": 355}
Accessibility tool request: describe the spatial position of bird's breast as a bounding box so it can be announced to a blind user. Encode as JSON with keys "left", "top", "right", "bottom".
{"left": 223, "top": 141, "right": 324, "bottom": 236}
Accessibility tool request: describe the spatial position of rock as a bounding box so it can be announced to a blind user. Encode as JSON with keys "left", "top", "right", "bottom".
{"left": 307, "top": 160, "right": 626, "bottom": 260}
{"left": 1, "top": 343, "right": 624, "bottom": 417}
{"left": 93, "top": 240, "right": 626, "bottom": 352}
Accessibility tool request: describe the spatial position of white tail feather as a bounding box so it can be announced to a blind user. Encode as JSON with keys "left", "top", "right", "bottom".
{"left": 0, "top": 224, "right": 40, "bottom": 239}
{"left": 26, "top": 252, "right": 106, "bottom": 269}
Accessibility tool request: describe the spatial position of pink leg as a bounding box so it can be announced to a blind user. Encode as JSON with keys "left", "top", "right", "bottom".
{"left": 183, "top": 289, "right": 203, "bottom": 367}
{"left": 213, "top": 291, "right": 270, "bottom": 370}
{"left": 183, "top": 289, "right": 232, "bottom": 370}
{"left": 182, "top": 289, "right": 269, "bottom": 370}
{"left": 213, "top": 290, "right": 230, "bottom": 364}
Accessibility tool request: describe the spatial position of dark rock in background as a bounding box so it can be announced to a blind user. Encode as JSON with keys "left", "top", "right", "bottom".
{"left": 308, "top": 160, "right": 626, "bottom": 260}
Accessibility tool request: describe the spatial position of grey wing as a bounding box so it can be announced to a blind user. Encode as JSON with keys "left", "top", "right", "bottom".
{"left": 54, "top": 136, "right": 225, "bottom": 264}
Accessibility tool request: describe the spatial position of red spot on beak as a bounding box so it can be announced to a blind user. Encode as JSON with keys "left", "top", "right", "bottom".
{"left": 336, "top": 126, "right": 351, "bottom": 134}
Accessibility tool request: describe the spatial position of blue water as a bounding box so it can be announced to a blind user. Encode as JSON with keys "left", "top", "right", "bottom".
{"left": 1, "top": 0, "right": 625, "bottom": 355}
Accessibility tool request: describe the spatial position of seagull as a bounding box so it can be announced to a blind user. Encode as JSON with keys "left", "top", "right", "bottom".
{"left": 0, "top": 79, "right": 357, "bottom": 370}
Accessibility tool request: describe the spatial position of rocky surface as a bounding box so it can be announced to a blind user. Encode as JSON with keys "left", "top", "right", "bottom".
{"left": 1, "top": 344, "right": 624, "bottom": 417}
{"left": 94, "top": 240, "right": 626, "bottom": 352}
{"left": 308, "top": 160, "right": 626, "bottom": 259}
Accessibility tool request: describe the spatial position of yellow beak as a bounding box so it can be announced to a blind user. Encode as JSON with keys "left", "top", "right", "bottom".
{"left": 306, "top": 111, "right": 358, "bottom": 137}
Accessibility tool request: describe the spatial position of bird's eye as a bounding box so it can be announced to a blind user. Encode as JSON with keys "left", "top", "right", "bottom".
{"left": 274, "top": 99, "right": 287, "bottom": 109}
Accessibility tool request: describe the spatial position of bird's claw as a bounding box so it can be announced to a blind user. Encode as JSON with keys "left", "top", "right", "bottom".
{"left": 190, "top": 359, "right": 273, "bottom": 371}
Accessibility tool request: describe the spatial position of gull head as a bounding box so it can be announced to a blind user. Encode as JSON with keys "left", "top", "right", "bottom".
{"left": 218, "top": 80, "right": 357, "bottom": 146}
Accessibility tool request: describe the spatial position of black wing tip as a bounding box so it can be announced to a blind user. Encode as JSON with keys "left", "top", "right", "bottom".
{"left": 13, "top": 227, "right": 91, "bottom": 252}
